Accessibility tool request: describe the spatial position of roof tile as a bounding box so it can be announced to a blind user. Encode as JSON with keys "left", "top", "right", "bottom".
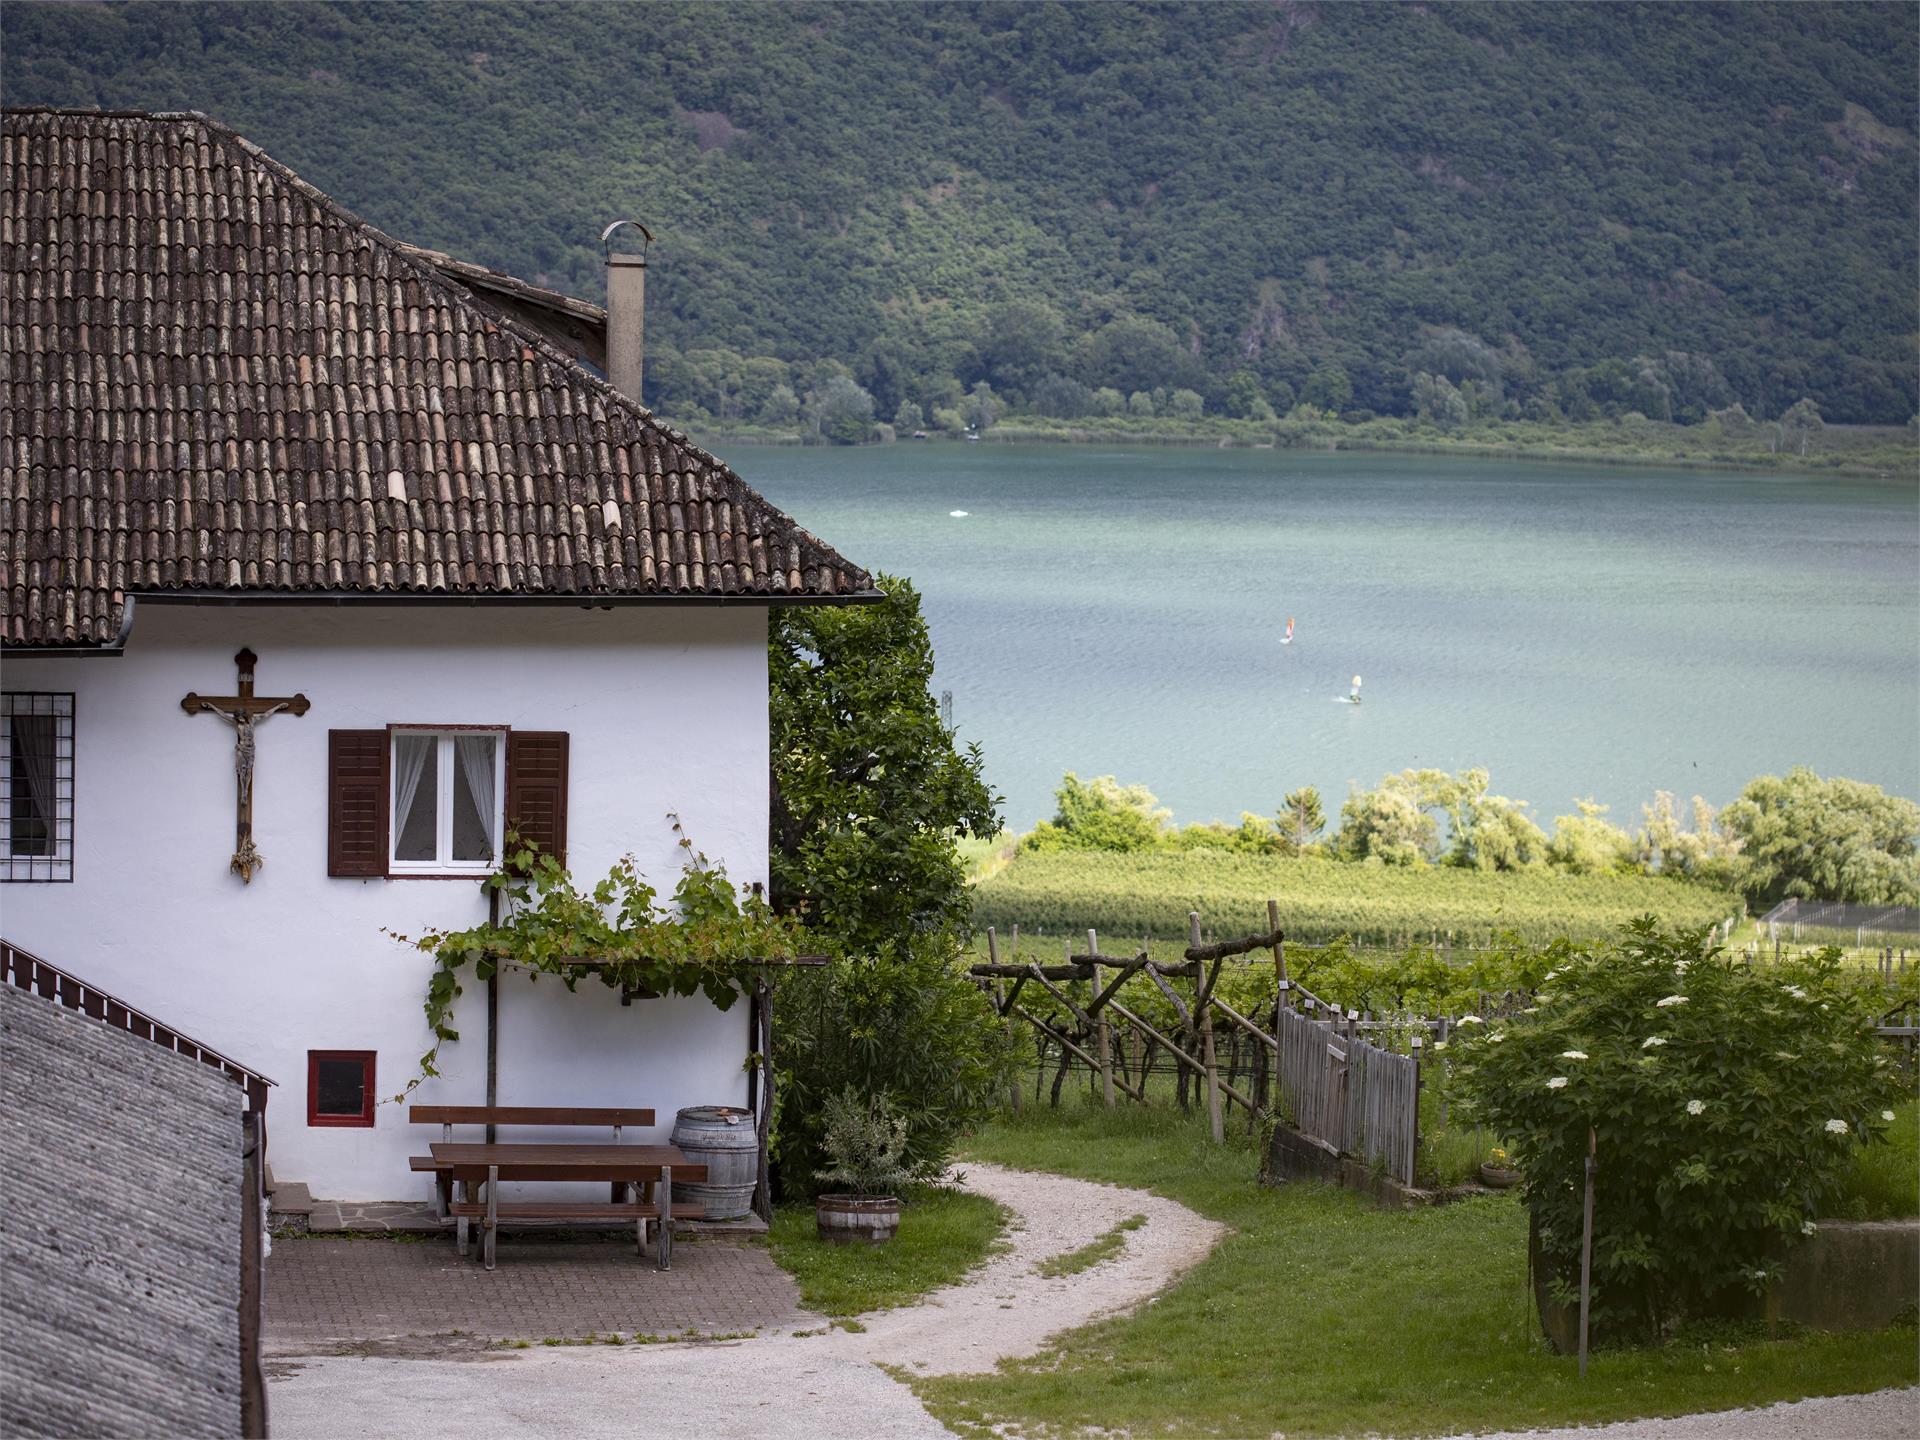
{"left": 2, "top": 108, "right": 875, "bottom": 647}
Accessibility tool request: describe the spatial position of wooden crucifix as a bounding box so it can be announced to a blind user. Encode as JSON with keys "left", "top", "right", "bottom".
{"left": 182, "top": 648, "right": 310, "bottom": 883}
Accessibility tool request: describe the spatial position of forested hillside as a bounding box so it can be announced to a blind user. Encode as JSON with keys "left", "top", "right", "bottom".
{"left": 5, "top": 1, "right": 1915, "bottom": 426}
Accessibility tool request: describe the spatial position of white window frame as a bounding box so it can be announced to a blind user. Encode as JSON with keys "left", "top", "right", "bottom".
{"left": 387, "top": 728, "right": 506, "bottom": 877}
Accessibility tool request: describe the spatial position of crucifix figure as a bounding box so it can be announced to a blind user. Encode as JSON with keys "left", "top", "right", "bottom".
{"left": 182, "top": 648, "right": 311, "bottom": 883}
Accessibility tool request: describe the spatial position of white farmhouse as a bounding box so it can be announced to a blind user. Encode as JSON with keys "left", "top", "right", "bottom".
{"left": 0, "top": 108, "right": 877, "bottom": 1201}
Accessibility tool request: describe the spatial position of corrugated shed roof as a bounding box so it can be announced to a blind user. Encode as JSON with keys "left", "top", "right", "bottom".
{"left": 1, "top": 107, "right": 876, "bottom": 649}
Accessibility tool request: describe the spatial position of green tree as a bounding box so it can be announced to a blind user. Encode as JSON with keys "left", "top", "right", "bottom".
{"left": 1167, "top": 387, "right": 1205, "bottom": 419}
{"left": 893, "top": 398, "right": 924, "bottom": 432}
{"left": 808, "top": 374, "right": 876, "bottom": 444}
{"left": 739, "top": 356, "right": 792, "bottom": 418}
{"left": 1022, "top": 772, "right": 1169, "bottom": 853}
{"left": 1300, "top": 363, "right": 1353, "bottom": 413}
{"left": 1076, "top": 314, "right": 1195, "bottom": 394}
{"left": 1278, "top": 785, "right": 1325, "bottom": 852}
{"left": 1125, "top": 389, "right": 1155, "bottom": 417}
{"left": 1224, "top": 369, "right": 1267, "bottom": 419}
{"left": 1413, "top": 371, "right": 1469, "bottom": 429}
{"left": 1456, "top": 791, "right": 1549, "bottom": 872}
{"left": 1089, "top": 386, "right": 1125, "bottom": 417}
{"left": 1635, "top": 791, "right": 1742, "bottom": 885}
{"left": 1335, "top": 782, "right": 1436, "bottom": 866}
{"left": 1547, "top": 798, "right": 1635, "bottom": 875}
{"left": 977, "top": 299, "right": 1065, "bottom": 401}
{"left": 964, "top": 380, "right": 1001, "bottom": 432}
{"left": 757, "top": 382, "right": 801, "bottom": 427}
{"left": 1780, "top": 396, "right": 1824, "bottom": 457}
{"left": 1719, "top": 768, "right": 1920, "bottom": 908}
{"left": 768, "top": 575, "right": 1000, "bottom": 956}
{"left": 774, "top": 935, "right": 1015, "bottom": 1197}
{"left": 1335, "top": 768, "right": 1482, "bottom": 866}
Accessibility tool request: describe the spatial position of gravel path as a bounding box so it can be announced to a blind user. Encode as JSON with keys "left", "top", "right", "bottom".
{"left": 1464, "top": 1387, "right": 1920, "bottom": 1440}
{"left": 268, "top": 1161, "right": 1226, "bottom": 1439}
{"left": 269, "top": 1167, "right": 1910, "bottom": 1440}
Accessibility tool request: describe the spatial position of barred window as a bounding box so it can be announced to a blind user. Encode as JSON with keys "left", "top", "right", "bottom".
{"left": 2, "top": 693, "right": 74, "bottom": 882}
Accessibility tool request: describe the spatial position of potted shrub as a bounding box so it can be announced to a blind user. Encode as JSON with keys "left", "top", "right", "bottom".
{"left": 1478, "top": 1145, "right": 1522, "bottom": 1189}
{"left": 813, "top": 1089, "right": 916, "bottom": 1244}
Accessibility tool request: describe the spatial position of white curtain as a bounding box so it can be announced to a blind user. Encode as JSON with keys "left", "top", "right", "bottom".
{"left": 392, "top": 733, "right": 433, "bottom": 854}
{"left": 455, "top": 734, "right": 498, "bottom": 860}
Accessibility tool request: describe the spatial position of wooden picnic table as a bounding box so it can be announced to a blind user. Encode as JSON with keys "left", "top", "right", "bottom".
{"left": 426, "top": 1142, "right": 709, "bottom": 1271}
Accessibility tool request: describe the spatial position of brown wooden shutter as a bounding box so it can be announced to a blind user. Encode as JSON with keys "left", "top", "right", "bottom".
{"left": 327, "top": 730, "right": 389, "bottom": 877}
{"left": 506, "top": 732, "right": 569, "bottom": 866}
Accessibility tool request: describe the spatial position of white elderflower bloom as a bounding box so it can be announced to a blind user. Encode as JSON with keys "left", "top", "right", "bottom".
{"left": 1656, "top": 995, "right": 1688, "bottom": 1007}
{"left": 1546, "top": 1076, "right": 1569, "bottom": 1090}
{"left": 1458, "top": 1014, "right": 1483, "bottom": 1025}
{"left": 1884, "top": 1110, "right": 1898, "bottom": 1123}
{"left": 1489, "top": 1033, "right": 1506, "bottom": 1044}
{"left": 1560, "top": 1050, "right": 1588, "bottom": 1060}
{"left": 1686, "top": 1099, "right": 1706, "bottom": 1116}
{"left": 1784, "top": 986, "right": 1807, "bottom": 1000}
{"left": 1642, "top": 1036, "right": 1668, "bottom": 1049}
{"left": 1824, "top": 1119, "right": 1849, "bottom": 1135}
{"left": 1801, "top": 1220, "right": 1818, "bottom": 1237}
{"left": 1675, "top": 960, "right": 1690, "bottom": 973}
{"left": 1432, "top": 1041, "right": 1448, "bottom": 1052}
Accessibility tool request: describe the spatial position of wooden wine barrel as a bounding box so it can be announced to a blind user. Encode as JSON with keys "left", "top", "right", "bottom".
{"left": 815, "top": 1195, "right": 901, "bottom": 1244}
{"left": 670, "top": 1105, "right": 758, "bottom": 1220}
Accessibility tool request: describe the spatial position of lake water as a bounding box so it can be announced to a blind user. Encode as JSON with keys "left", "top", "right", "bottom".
{"left": 727, "top": 444, "right": 1920, "bottom": 832}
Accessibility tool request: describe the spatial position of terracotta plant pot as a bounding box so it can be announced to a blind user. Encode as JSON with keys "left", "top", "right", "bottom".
{"left": 1479, "top": 1162, "right": 1523, "bottom": 1189}
{"left": 815, "top": 1194, "right": 901, "bottom": 1244}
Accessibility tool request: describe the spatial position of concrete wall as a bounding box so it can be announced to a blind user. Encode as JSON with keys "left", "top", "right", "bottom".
{"left": 0, "top": 984, "right": 244, "bottom": 1438}
{"left": 1, "top": 602, "right": 770, "bottom": 1197}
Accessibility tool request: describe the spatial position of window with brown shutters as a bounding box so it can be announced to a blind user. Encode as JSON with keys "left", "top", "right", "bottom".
{"left": 327, "top": 730, "right": 389, "bottom": 877}
{"left": 327, "top": 727, "right": 568, "bottom": 876}
{"left": 505, "top": 732, "right": 569, "bottom": 867}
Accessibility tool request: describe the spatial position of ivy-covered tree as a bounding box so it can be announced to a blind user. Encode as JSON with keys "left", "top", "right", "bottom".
{"left": 768, "top": 575, "right": 1000, "bottom": 957}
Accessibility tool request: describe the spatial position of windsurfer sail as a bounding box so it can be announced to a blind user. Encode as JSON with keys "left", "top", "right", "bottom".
{"left": 1280, "top": 617, "right": 1295, "bottom": 646}
{"left": 1348, "top": 674, "right": 1363, "bottom": 705}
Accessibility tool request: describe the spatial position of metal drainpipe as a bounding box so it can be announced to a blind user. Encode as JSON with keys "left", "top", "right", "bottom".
{"left": 486, "top": 884, "right": 499, "bottom": 1144}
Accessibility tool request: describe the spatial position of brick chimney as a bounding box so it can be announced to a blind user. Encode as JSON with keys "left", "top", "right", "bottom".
{"left": 601, "top": 220, "right": 653, "bottom": 405}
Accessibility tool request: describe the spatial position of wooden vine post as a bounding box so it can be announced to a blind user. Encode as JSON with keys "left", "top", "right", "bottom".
{"left": 988, "top": 927, "right": 1022, "bottom": 1113}
{"left": 1090, "top": 928, "right": 1115, "bottom": 1107}
{"left": 1191, "top": 911, "right": 1224, "bottom": 1143}
{"left": 1268, "top": 898, "right": 1287, "bottom": 1018}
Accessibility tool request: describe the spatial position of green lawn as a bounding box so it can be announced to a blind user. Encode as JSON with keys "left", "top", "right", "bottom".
{"left": 769, "top": 1186, "right": 1007, "bottom": 1318}
{"left": 916, "top": 1104, "right": 1917, "bottom": 1438}
{"left": 1835, "top": 1099, "right": 1920, "bottom": 1221}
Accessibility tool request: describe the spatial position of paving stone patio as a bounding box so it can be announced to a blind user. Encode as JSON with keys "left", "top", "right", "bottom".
{"left": 266, "top": 1231, "right": 806, "bottom": 1353}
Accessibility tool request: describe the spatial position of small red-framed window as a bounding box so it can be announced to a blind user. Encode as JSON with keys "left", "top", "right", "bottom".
{"left": 307, "top": 1050, "right": 377, "bottom": 1128}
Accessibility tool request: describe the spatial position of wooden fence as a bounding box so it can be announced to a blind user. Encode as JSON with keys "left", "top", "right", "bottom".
{"left": 1273, "top": 1003, "right": 1421, "bottom": 1186}
{"left": 971, "top": 905, "right": 1918, "bottom": 1188}
{"left": 968, "top": 902, "right": 1426, "bottom": 1185}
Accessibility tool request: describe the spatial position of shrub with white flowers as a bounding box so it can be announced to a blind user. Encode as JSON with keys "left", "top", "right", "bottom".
{"left": 1451, "top": 918, "right": 1900, "bottom": 1342}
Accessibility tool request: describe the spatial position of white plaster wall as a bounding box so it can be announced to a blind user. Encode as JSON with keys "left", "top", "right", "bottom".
{"left": 0, "top": 602, "right": 769, "bottom": 1199}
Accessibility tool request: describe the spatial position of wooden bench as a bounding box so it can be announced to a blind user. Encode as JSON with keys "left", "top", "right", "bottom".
{"left": 409, "top": 1105, "right": 705, "bottom": 1269}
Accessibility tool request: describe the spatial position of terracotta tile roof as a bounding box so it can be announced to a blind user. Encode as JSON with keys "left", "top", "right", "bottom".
{"left": 0, "top": 108, "right": 876, "bottom": 649}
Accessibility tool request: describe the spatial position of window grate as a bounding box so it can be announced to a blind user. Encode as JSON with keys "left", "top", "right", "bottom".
{"left": 2, "top": 692, "right": 75, "bottom": 882}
